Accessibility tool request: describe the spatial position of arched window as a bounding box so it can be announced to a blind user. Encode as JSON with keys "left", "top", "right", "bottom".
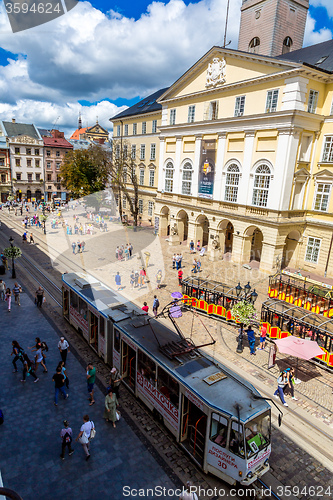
{"left": 252, "top": 164, "right": 271, "bottom": 207}
{"left": 249, "top": 37, "right": 260, "bottom": 54}
{"left": 165, "top": 162, "right": 174, "bottom": 193}
{"left": 282, "top": 36, "right": 293, "bottom": 55}
{"left": 182, "top": 163, "right": 193, "bottom": 195}
{"left": 224, "top": 164, "right": 240, "bottom": 203}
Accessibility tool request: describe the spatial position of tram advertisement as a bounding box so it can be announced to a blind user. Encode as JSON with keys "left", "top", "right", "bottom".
{"left": 70, "top": 306, "right": 88, "bottom": 335}
{"left": 198, "top": 139, "right": 216, "bottom": 199}
{"left": 137, "top": 373, "right": 179, "bottom": 431}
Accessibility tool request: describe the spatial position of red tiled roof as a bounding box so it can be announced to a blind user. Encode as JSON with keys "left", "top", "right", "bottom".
{"left": 70, "top": 127, "right": 88, "bottom": 140}
{"left": 43, "top": 137, "right": 73, "bottom": 148}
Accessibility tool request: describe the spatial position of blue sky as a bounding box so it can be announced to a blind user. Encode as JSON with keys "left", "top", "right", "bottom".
{"left": 0, "top": 0, "right": 332, "bottom": 135}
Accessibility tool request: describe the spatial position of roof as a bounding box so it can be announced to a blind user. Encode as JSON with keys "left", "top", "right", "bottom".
{"left": 67, "top": 139, "right": 91, "bottom": 150}
{"left": 110, "top": 88, "right": 169, "bottom": 121}
{"left": 70, "top": 127, "right": 88, "bottom": 140}
{"left": 43, "top": 136, "right": 73, "bottom": 149}
{"left": 38, "top": 128, "right": 52, "bottom": 137}
{"left": 0, "top": 136, "right": 9, "bottom": 149}
{"left": 2, "top": 121, "right": 40, "bottom": 140}
{"left": 278, "top": 39, "right": 333, "bottom": 73}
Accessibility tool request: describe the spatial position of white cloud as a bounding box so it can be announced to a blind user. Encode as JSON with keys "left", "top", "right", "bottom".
{"left": 310, "top": 0, "right": 333, "bottom": 18}
{"left": 304, "top": 12, "right": 332, "bottom": 46}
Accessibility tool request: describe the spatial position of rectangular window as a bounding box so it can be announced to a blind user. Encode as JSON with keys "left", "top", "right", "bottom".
{"left": 322, "top": 136, "right": 333, "bottom": 162}
{"left": 139, "top": 199, "right": 143, "bottom": 214}
{"left": 157, "top": 366, "right": 179, "bottom": 408}
{"left": 142, "top": 122, "right": 146, "bottom": 134}
{"left": 123, "top": 167, "right": 127, "bottom": 183}
{"left": 140, "top": 144, "right": 145, "bottom": 160}
{"left": 308, "top": 90, "right": 319, "bottom": 113}
{"left": 117, "top": 125, "right": 121, "bottom": 137}
{"left": 1, "top": 174, "right": 6, "bottom": 183}
{"left": 148, "top": 200, "right": 154, "bottom": 216}
{"left": 139, "top": 169, "right": 144, "bottom": 186}
{"left": 149, "top": 169, "right": 155, "bottom": 187}
{"left": 47, "top": 162, "right": 51, "bottom": 169}
{"left": 115, "top": 145, "right": 120, "bottom": 160}
{"left": 0, "top": 159, "right": 4, "bottom": 166}
{"left": 235, "top": 96, "right": 245, "bottom": 117}
{"left": 35, "top": 159, "right": 40, "bottom": 167}
{"left": 150, "top": 143, "right": 156, "bottom": 160}
{"left": 15, "top": 158, "right": 20, "bottom": 167}
{"left": 314, "top": 183, "right": 331, "bottom": 211}
{"left": 305, "top": 237, "right": 321, "bottom": 264}
{"left": 330, "top": 99, "right": 333, "bottom": 116}
{"left": 16, "top": 173, "right": 21, "bottom": 181}
{"left": 15, "top": 147, "right": 20, "bottom": 154}
{"left": 114, "top": 328, "right": 120, "bottom": 352}
{"left": 27, "top": 173, "right": 32, "bottom": 182}
{"left": 131, "top": 144, "right": 136, "bottom": 159}
{"left": 27, "top": 159, "right": 32, "bottom": 167}
{"left": 123, "top": 195, "right": 126, "bottom": 209}
{"left": 265, "top": 90, "right": 279, "bottom": 113}
{"left": 138, "top": 350, "right": 156, "bottom": 385}
{"left": 123, "top": 145, "right": 128, "bottom": 158}
{"left": 35, "top": 149, "right": 39, "bottom": 156}
{"left": 46, "top": 150, "right": 51, "bottom": 157}
{"left": 152, "top": 120, "right": 157, "bottom": 133}
{"left": 26, "top": 148, "right": 31, "bottom": 155}
{"left": 205, "top": 101, "right": 218, "bottom": 120}
{"left": 210, "top": 413, "right": 229, "bottom": 448}
{"left": 170, "top": 109, "right": 176, "bottom": 125}
{"left": 124, "top": 124, "right": 128, "bottom": 136}
{"left": 47, "top": 174, "right": 52, "bottom": 181}
{"left": 57, "top": 175, "right": 61, "bottom": 182}
{"left": 133, "top": 123, "right": 137, "bottom": 135}
{"left": 36, "top": 173, "right": 40, "bottom": 181}
{"left": 56, "top": 162, "right": 60, "bottom": 169}
{"left": 188, "top": 105, "right": 195, "bottom": 123}
{"left": 55, "top": 151, "right": 60, "bottom": 157}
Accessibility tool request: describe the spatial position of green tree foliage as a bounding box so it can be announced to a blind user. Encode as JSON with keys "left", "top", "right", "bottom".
{"left": 60, "top": 145, "right": 111, "bottom": 198}
{"left": 230, "top": 300, "right": 258, "bottom": 327}
{"left": 4, "top": 246, "right": 22, "bottom": 260}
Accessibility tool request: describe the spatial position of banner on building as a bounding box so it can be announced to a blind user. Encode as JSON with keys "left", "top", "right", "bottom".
{"left": 198, "top": 139, "right": 216, "bottom": 199}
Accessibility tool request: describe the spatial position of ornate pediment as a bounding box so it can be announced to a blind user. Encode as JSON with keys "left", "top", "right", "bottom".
{"left": 294, "top": 168, "right": 310, "bottom": 182}
{"left": 206, "top": 57, "right": 226, "bottom": 88}
{"left": 313, "top": 168, "right": 333, "bottom": 181}
{"left": 12, "top": 135, "right": 40, "bottom": 145}
{"left": 88, "top": 125, "right": 108, "bottom": 135}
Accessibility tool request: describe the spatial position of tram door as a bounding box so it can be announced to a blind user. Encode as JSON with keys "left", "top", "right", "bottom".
{"left": 63, "top": 288, "right": 69, "bottom": 319}
{"left": 89, "top": 311, "right": 98, "bottom": 352}
{"left": 180, "top": 395, "right": 207, "bottom": 467}
{"left": 122, "top": 341, "right": 136, "bottom": 392}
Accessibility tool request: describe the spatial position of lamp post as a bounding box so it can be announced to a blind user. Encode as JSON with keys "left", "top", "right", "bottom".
{"left": 42, "top": 203, "right": 46, "bottom": 235}
{"left": 234, "top": 282, "right": 258, "bottom": 353}
{"left": 9, "top": 236, "right": 16, "bottom": 279}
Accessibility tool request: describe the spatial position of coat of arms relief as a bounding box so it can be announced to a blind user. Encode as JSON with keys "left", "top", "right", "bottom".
{"left": 206, "top": 57, "right": 226, "bottom": 88}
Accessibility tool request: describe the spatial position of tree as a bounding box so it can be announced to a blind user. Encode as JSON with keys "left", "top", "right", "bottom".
{"left": 60, "top": 144, "right": 111, "bottom": 198}
{"left": 3, "top": 246, "right": 22, "bottom": 260}
{"left": 230, "top": 300, "right": 258, "bottom": 327}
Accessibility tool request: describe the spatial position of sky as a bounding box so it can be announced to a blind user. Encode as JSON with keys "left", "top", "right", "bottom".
{"left": 0, "top": 0, "right": 332, "bottom": 137}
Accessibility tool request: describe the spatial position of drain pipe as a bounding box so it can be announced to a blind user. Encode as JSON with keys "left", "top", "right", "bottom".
{"left": 324, "top": 232, "right": 333, "bottom": 278}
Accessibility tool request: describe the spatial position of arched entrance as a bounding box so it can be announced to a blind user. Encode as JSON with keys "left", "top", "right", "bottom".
{"left": 177, "top": 210, "right": 189, "bottom": 242}
{"left": 196, "top": 215, "right": 209, "bottom": 247}
{"left": 283, "top": 230, "right": 301, "bottom": 268}
{"left": 16, "top": 190, "right": 21, "bottom": 201}
{"left": 217, "top": 219, "right": 234, "bottom": 257}
{"left": 243, "top": 226, "right": 263, "bottom": 264}
{"left": 35, "top": 190, "right": 42, "bottom": 201}
{"left": 27, "top": 189, "right": 31, "bottom": 202}
{"left": 159, "top": 206, "right": 170, "bottom": 237}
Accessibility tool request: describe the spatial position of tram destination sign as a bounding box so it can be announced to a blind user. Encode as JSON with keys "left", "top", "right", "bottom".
{"left": 203, "top": 371, "right": 227, "bottom": 385}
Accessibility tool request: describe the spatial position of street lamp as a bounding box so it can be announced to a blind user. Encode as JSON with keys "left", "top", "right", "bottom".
{"left": 42, "top": 203, "right": 46, "bottom": 235}
{"left": 250, "top": 289, "right": 258, "bottom": 305}
{"left": 9, "top": 236, "right": 16, "bottom": 279}
{"left": 244, "top": 281, "right": 251, "bottom": 297}
{"left": 235, "top": 281, "right": 257, "bottom": 354}
{"left": 235, "top": 282, "right": 242, "bottom": 298}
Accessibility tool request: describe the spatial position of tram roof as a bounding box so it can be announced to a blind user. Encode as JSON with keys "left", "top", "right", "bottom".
{"left": 62, "top": 273, "right": 270, "bottom": 422}
{"left": 182, "top": 276, "right": 235, "bottom": 296}
{"left": 270, "top": 272, "right": 333, "bottom": 295}
{"left": 262, "top": 298, "right": 333, "bottom": 335}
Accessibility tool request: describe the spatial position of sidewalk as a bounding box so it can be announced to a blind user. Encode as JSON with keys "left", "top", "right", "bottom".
{"left": 0, "top": 275, "right": 178, "bottom": 500}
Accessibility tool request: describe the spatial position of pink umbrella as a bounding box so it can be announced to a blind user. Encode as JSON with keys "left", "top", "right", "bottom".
{"left": 273, "top": 336, "right": 324, "bottom": 381}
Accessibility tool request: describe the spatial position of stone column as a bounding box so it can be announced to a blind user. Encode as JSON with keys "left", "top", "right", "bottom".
{"left": 260, "top": 241, "right": 285, "bottom": 273}
{"left": 214, "top": 132, "right": 227, "bottom": 201}
{"left": 241, "top": 130, "right": 256, "bottom": 206}
{"left": 157, "top": 137, "right": 165, "bottom": 192}
{"left": 174, "top": 137, "right": 182, "bottom": 194}
{"left": 192, "top": 135, "right": 202, "bottom": 198}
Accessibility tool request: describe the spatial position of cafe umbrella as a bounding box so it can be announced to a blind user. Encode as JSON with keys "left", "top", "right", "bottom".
{"left": 273, "top": 336, "right": 324, "bottom": 382}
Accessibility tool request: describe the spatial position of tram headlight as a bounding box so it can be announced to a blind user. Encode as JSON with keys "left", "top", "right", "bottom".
{"left": 238, "top": 471, "right": 243, "bottom": 477}
{"left": 264, "top": 459, "right": 269, "bottom": 466}
{"left": 247, "top": 472, "right": 253, "bottom": 479}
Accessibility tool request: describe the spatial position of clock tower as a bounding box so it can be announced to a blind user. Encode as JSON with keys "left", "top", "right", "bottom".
{"left": 238, "top": 0, "right": 309, "bottom": 57}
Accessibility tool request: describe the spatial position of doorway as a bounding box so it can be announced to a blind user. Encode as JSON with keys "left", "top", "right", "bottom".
{"left": 89, "top": 311, "right": 98, "bottom": 352}
{"left": 180, "top": 395, "right": 207, "bottom": 467}
{"left": 122, "top": 341, "right": 136, "bottom": 391}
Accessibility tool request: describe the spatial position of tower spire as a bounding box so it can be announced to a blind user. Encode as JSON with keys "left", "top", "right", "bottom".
{"left": 78, "top": 112, "right": 82, "bottom": 130}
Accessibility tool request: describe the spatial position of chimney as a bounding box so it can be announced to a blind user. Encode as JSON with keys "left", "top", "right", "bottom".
{"left": 12, "top": 118, "right": 16, "bottom": 123}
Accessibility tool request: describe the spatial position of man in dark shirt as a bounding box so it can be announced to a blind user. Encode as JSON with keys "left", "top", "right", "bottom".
{"left": 52, "top": 367, "right": 68, "bottom": 406}
{"left": 12, "top": 283, "right": 22, "bottom": 306}
{"left": 35, "top": 286, "right": 44, "bottom": 308}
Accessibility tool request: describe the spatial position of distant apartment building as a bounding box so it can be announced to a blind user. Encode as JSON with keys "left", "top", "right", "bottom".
{"left": 42, "top": 129, "right": 73, "bottom": 202}
{"left": 0, "top": 136, "right": 11, "bottom": 202}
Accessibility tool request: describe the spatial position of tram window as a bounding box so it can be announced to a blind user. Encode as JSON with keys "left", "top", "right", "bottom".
{"left": 99, "top": 316, "right": 105, "bottom": 338}
{"left": 114, "top": 329, "right": 120, "bottom": 353}
{"left": 79, "top": 298, "right": 87, "bottom": 320}
{"left": 317, "top": 334, "right": 326, "bottom": 349}
{"left": 245, "top": 411, "right": 270, "bottom": 458}
{"left": 138, "top": 350, "right": 156, "bottom": 386}
{"left": 157, "top": 366, "right": 179, "bottom": 408}
{"left": 229, "top": 421, "right": 245, "bottom": 458}
{"left": 70, "top": 291, "right": 78, "bottom": 310}
{"left": 210, "top": 413, "right": 228, "bottom": 448}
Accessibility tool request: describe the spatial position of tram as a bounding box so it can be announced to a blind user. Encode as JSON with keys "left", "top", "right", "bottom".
{"left": 261, "top": 298, "right": 333, "bottom": 369}
{"left": 268, "top": 271, "right": 333, "bottom": 316}
{"left": 62, "top": 272, "right": 272, "bottom": 486}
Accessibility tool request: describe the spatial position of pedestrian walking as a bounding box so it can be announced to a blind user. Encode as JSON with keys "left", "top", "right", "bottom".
{"left": 134, "top": 270, "right": 139, "bottom": 288}
{"left": 81, "top": 241, "right": 85, "bottom": 252}
{"left": 115, "top": 246, "right": 119, "bottom": 260}
{"left": 87, "top": 363, "right": 96, "bottom": 405}
{"left": 35, "top": 286, "right": 44, "bottom": 308}
{"left": 29, "top": 233, "right": 34, "bottom": 244}
{"left": 5, "top": 287, "right": 11, "bottom": 312}
{"left": 60, "top": 420, "right": 74, "bottom": 460}
{"left": 139, "top": 267, "right": 146, "bottom": 288}
{"left": 176, "top": 253, "right": 181, "bottom": 270}
{"left": 77, "top": 241, "right": 82, "bottom": 253}
{"left": 11, "top": 340, "right": 25, "bottom": 372}
{"left": 189, "top": 240, "right": 195, "bottom": 253}
{"left": 109, "top": 367, "right": 122, "bottom": 399}
{"left": 103, "top": 388, "right": 119, "bottom": 428}
{"left": 71, "top": 242, "right": 76, "bottom": 254}
{"left": 58, "top": 337, "right": 70, "bottom": 364}
{"left": 196, "top": 240, "right": 201, "bottom": 252}
{"left": 178, "top": 268, "right": 183, "bottom": 286}
{"left": 258, "top": 322, "right": 267, "bottom": 350}
{"left": 76, "top": 415, "right": 95, "bottom": 461}
{"left": 21, "top": 353, "right": 39, "bottom": 383}
{"left": 52, "top": 366, "right": 68, "bottom": 406}
{"left": 142, "top": 302, "right": 149, "bottom": 314}
{"left": 58, "top": 360, "right": 69, "bottom": 388}
{"left": 130, "top": 270, "right": 135, "bottom": 289}
{"left": 191, "top": 259, "right": 197, "bottom": 273}
{"left": 283, "top": 368, "right": 298, "bottom": 401}
{"left": 172, "top": 254, "right": 176, "bottom": 269}
{"left": 34, "top": 344, "right": 48, "bottom": 373}
{"left": 156, "top": 270, "right": 162, "bottom": 289}
{"left": 115, "top": 272, "right": 122, "bottom": 291}
{"left": 128, "top": 243, "right": 133, "bottom": 258}
{"left": 196, "top": 259, "right": 201, "bottom": 272}
{"left": 273, "top": 372, "right": 289, "bottom": 406}
{"left": 12, "top": 282, "right": 22, "bottom": 306}
{"left": 0, "top": 279, "right": 6, "bottom": 301}
{"left": 1, "top": 253, "right": 8, "bottom": 271}
{"left": 246, "top": 327, "right": 256, "bottom": 355}
{"left": 152, "top": 295, "right": 160, "bottom": 317}
{"left": 179, "top": 481, "right": 198, "bottom": 500}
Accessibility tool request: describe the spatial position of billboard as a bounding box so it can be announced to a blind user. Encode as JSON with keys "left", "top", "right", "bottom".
{"left": 198, "top": 139, "right": 216, "bottom": 199}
